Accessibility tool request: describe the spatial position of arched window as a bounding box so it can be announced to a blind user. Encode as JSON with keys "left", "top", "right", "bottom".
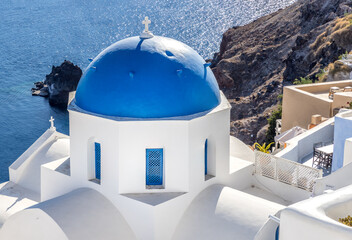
{"left": 95, "top": 142, "right": 101, "bottom": 180}
{"left": 204, "top": 139, "right": 215, "bottom": 180}
{"left": 205, "top": 139, "right": 208, "bottom": 175}
{"left": 87, "top": 138, "right": 101, "bottom": 183}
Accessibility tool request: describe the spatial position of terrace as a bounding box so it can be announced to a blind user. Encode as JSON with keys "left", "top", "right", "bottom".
{"left": 281, "top": 80, "right": 352, "bottom": 132}
{"left": 277, "top": 110, "right": 352, "bottom": 178}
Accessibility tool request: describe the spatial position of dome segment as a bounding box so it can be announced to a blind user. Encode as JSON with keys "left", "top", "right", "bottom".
{"left": 75, "top": 36, "right": 221, "bottom": 118}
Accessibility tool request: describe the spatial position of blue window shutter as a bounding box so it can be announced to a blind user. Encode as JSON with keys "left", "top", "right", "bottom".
{"left": 95, "top": 142, "right": 101, "bottom": 180}
{"left": 146, "top": 149, "right": 163, "bottom": 185}
{"left": 205, "top": 139, "right": 208, "bottom": 175}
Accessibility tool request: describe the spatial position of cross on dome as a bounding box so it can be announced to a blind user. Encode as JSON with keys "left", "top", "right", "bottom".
{"left": 142, "top": 17, "right": 151, "bottom": 32}
{"left": 140, "top": 16, "right": 154, "bottom": 39}
{"left": 49, "top": 116, "right": 56, "bottom": 131}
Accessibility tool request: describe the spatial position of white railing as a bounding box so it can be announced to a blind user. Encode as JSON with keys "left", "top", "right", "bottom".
{"left": 254, "top": 151, "right": 322, "bottom": 192}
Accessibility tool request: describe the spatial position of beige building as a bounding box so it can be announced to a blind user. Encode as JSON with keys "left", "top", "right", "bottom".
{"left": 281, "top": 80, "right": 352, "bottom": 132}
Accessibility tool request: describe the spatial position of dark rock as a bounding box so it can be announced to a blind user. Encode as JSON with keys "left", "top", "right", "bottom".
{"left": 38, "top": 87, "right": 49, "bottom": 97}
{"left": 256, "top": 124, "right": 269, "bottom": 144}
{"left": 32, "top": 60, "right": 82, "bottom": 108}
{"left": 211, "top": 0, "right": 352, "bottom": 144}
{"left": 45, "top": 60, "right": 82, "bottom": 107}
{"left": 295, "top": 35, "right": 308, "bottom": 47}
{"left": 31, "top": 81, "right": 49, "bottom": 97}
{"left": 35, "top": 82, "right": 44, "bottom": 89}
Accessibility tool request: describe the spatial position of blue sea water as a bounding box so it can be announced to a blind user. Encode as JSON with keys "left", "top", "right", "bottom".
{"left": 0, "top": 0, "right": 295, "bottom": 182}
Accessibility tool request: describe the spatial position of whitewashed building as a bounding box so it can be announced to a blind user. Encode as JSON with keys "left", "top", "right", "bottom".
{"left": 1, "top": 18, "right": 352, "bottom": 240}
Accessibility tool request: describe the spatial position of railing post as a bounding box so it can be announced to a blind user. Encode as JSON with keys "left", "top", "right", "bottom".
{"left": 296, "top": 165, "right": 299, "bottom": 188}
{"left": 274, "top": 156, "right": 277, "bottom": 180}
{"left": 254, "top": 152, "right": 257, "bottom": 175}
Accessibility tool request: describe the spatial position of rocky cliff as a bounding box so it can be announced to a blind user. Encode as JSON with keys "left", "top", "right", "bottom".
{"left": 32, "top": 60, "right": 82, "bottom": 107}
{"left": 323, "top": 53, "right": 352, "bottom": 81}
{"left": 211, "top": 0, "right": 352, "bottom": 145}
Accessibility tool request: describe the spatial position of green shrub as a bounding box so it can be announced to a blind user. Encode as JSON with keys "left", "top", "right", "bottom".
{"left": 339, "top": 215, "right": 352, "bottom": 227}
{"left": 293, "top": 77, "right": 313, "bottom": 85}
{"left": 265, "top": 105, "right": 282, "bottom": 144}
{"left": 316, "top": 68, "right": 328, "bottom": 82}
{"left": 347, "top": 102, "right": 352, "bottom": 109}
{"left": 338, "top": 51, "right": 349, "bottom": 60}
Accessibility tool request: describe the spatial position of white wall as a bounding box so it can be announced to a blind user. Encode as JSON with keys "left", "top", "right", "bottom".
{"left": 10, "top": 129, "right": 55, "bottom": 175}
{"left": 117, "top": 120, "right": 189, "bottom": 193}
{"left": 188, "top": 107, "right": 230, "bottom": 191}
{"left": 69, "top": 110, "right": 120, "bottom": 193}
{"left": 9, "top": 129, "right": 58, "bottom": 184}
{"left": 10, "top": 92, "right": 232, "bottom": 240}
{"left": 343, "top": 138, "right": 352, "bottom": 166}
{"left": 280, "top": 208, "right": 352, "bottom": 240}
{"left": 314, "top": 162, "right": 352, "bottom": 195}
{"left": 254, "top": 175, "right": 312, "bottom": 204}
{"left": 41, "top": 159, "right": 77, "bottom": 202}
{"left": 276, "top": 118, "right": 334, "bottom": 162}
{"left": 69, "top": 93, "right": 231, "bottom": 196}
{"left": 230, "top": 136, "right": 255, "bottom": 162}
{"left": 65, "top": 94, "right": 232, "bottom": 240}
{"left": 9, "top": 131, "right": 70, "bottom": 194}
{"left": 280, "top": 185, "right": 352, "bottom": 240}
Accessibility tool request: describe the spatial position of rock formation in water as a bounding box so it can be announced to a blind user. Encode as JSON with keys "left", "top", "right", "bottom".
{"left": 32, "top": 60, "right": 82, "bottom": 107}
{"left": 211, "top": 0, "right": 352, "bottom": 145}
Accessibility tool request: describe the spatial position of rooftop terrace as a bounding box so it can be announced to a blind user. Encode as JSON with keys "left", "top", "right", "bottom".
{"left": 282, "top": 80, "right": 352, "bottom": 132}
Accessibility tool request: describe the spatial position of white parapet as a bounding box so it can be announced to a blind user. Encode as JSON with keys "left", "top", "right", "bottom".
{"left": 254, "top": 151, "right": 322, "bottom": 192}
{"left": 280, "top": 185, "right": 352, "bottom": 240}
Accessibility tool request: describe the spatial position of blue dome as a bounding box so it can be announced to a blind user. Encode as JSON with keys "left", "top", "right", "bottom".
{"left": 75, "top": 36, "right": 221, "bottom": 118}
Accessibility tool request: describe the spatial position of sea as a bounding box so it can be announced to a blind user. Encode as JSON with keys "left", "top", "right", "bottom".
{"left": 0, "top": 0, "right": 295, "bottom": 181}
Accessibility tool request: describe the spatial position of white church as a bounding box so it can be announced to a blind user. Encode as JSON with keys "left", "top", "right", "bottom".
{"left": 1, "top": 17, "right": 352, "bottom": 240}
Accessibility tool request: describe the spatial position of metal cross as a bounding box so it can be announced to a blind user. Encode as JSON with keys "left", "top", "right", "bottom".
{"left": 49, "top": 116, "right": 55, "bottom": 130}
{"left": 142, "top": 17, "right": 151, "bottom": 32}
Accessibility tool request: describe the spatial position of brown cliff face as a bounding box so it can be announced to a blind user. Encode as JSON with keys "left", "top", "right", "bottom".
{"left": 211, "top": 0, "right": 352, "bottom": 145}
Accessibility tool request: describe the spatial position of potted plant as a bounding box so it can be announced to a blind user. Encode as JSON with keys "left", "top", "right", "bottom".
{"left": 254, "top": 142, "right": 274, "bottom": 154}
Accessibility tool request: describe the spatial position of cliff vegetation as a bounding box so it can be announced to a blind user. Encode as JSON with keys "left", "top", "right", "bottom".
{"left": 211, "top": 0, "right": 352, "bottom": 144}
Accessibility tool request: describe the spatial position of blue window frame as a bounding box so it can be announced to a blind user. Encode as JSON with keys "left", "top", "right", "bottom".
{"left": 95, "top": 142, "right": 101, "bottom": 180}
{"left": 146, "top": 149, "right": 163, "bottom": 185}
{"left": 205, "top": 139, "right": 208, "bottom": 175}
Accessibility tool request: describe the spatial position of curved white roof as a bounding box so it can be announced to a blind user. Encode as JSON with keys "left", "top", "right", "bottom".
{"left": 172, "top": 184, "right": 284, "bottom": 240}
{"left": 0, "top": 188, "right": 136, "bottom": 240}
